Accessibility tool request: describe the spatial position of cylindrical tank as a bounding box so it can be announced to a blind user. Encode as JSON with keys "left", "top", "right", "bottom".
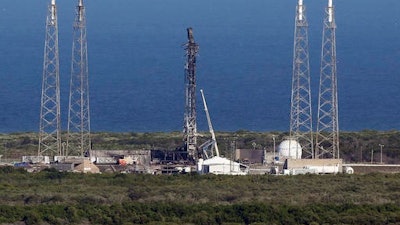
{"left": 278, "top": 139, "right": 302, "bottom": 159}
{"left": 197, "top": 158, "right": 204, "bottom": 173}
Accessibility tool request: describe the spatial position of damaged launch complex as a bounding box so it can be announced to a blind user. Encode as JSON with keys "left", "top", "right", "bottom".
{"left": 15, "top": 0, "right": 396, "bottom": 175}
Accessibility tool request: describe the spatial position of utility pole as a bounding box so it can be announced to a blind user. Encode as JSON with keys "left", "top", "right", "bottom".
{"left": 379, "top": 144, "right": 384, "bottom": 164}
{"left": 183, "top": 28, "right": 199, "bottom": 161}
{"left": 67, "top": 0, "right": 91, "bottom": 157}
{"left": 230, "top": 138, "right": 237, "bottom": 171}
{"left": 290, "top": 0, "right": 314, "bottom": 159}
{"left": 38, "top": 0, "right": 61, "bottom": 157}
{"left": 315, "top": 0, "right": 339, "bottom": 159}
{"left": 272, "top": 135, "right": 276, "bottom": 160}
{"left": 371, "top": 149, "right": 374, "bottom": 164}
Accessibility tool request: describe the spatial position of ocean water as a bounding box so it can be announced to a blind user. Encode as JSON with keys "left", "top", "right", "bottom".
{"left": 0, "top": 0, "right": 399, "bottom": 133}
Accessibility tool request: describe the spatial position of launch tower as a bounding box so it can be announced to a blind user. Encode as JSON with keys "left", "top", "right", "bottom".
{"left": 290, "top": 0, "right": 314, "bottom": 158}
{"left": 38, "top": 0, "right": 61, "bottom": 156}
{"left": 315, "top": 0, "right": 339, "bottom": 158}
{"left": 67, "top": 0, "right": 91, "bottom": 157}
{"left": 183, "top": 28, "right": 199, "bottom": 160}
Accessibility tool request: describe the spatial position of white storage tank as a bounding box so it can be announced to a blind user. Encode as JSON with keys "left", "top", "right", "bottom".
{"left": 278, "top": 139, "right": 302, "bottom": 159}
{"left": 344, "top": 166, "right": 354, "bottom": 174}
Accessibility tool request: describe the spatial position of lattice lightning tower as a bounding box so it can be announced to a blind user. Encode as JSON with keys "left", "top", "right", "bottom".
{"left": 183, "top": 28, "right": 199, "bottom": 160}
{"left": 316, "top": 0, "right": 339, "bottom": 159}
{"left": 38, "top": 0, "right": 61, "bottom": 156}
{"left": 67, "top": 0, "right": 91, "bottom": 157}
{"left": 290, "top": 0, "right": 314, "bottom": 158}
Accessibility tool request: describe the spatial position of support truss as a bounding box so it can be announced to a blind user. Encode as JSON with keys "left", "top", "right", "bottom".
{"left": 183, "top": 28, "right": 199, "bottom": 160}
{"left": 316, "top": 0, "right": 339, "bottom": 159}
{"left": 290, "top": 0, "right": 314, "bottom": 159}
{"left": 67, "top": 0, "right": 91, "bottom": 157}
{"left": 38, "top": 0, "right": 61, "bottom": 156}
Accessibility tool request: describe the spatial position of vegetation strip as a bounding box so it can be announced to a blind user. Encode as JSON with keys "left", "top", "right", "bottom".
{"left": 1, "top": 168, "right": 400, "bottom": 224}
{"left": 1, "top": 203, "right": 400, "bottom": 225}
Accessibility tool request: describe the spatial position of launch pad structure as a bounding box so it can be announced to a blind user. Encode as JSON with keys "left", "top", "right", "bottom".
{"left": 316, "top": 0, "right": 339, "bottom": 159}
{"left": 38, "top": 0, "right": 61, "bottom": 157}
{"left": 183, "top": 28, "right": 199, "bottom": 161}
{"left": 290, "top": 0, "right": 314, "bottom": 159}
{"left": 289, "top": 0, "right": 340, "bottom": 160}
{"left": 38, "top": 0, "right": 92, "bottom": 158}
{"left": 66, "top": 0, "right": 91, "bottom": 157}
{"left": 34, "top": 0, "right": 343, "bottom": 173}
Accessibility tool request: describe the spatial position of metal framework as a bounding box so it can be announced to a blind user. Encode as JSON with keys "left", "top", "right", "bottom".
{"left": 38, "top": 0, "right": 61, "bottom": 156}
{"left": 290, "top": 0, "right": 314, "bottom": 158}
{"left": 200, "top": 89, "right": 220, "bottom": 159}
{"left": 183, "top": 28, "right": 199, "bottom": 160}
{"left": 67, "top": 0, "right": 91, "bottom": 157}
{"left": 316, "top": 0, "right": 339, "bottom": 159}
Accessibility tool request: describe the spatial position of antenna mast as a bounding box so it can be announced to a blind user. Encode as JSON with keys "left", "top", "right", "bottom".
{"left": 316, "top": 0, "right": 339, "bottom": 158}
{"left": 67, "top": 0, "right": 91, "bottom": 157}
{"left": 183, "top": 28, "right": 199, "bottom": 160}
{"left": 38, "top": 0, "right": 61, "bottom": 156}
{"left": 290, "top": 0, "right": 314, "bottom": 158}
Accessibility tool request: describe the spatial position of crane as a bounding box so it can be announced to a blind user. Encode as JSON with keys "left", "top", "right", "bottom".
{"left": 200, "top": 89, "right": 220, "bottom": 158}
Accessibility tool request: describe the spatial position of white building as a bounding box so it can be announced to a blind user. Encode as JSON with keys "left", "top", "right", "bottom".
{"left": 198, "top": 156, "right": 249, "bottom": 175}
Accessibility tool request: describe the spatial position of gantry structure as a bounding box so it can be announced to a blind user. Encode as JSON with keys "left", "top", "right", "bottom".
{"left": 183, "top": 28, "right": 199, "bottom": 160}
{"left": 38, "top": 0, "right": 61, "bottom": 156}
{"left": 316, "top": 0, "right": 339, "bottom": 159}
{"left": 290, "top": 0, "right": 314, "bottom": 158}
{"left": 67, "top": 0, "right": 91, "bottom": 157}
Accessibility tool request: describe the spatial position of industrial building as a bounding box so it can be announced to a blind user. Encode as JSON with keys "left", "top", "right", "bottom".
{"left": 235, "top": 149, "right": 264, "bottom": 164}
{"left": 283, "top": 158, "right": 343, "bottom": 175}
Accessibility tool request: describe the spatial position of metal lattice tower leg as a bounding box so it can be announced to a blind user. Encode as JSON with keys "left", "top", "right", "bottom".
{"left": 316, "top": 0, "right": 339, "bottom": 159}
{"left": 183, "top": 28, "right": 199, "bottom": 160}
{"left": 38, "top": 0, "right": 61, "bottom": 157}
{"left": 290, "top": 0, "right": 314, "bottom": 159}
{"left": 67, "top": 0, "right": 91, "bottom": 157}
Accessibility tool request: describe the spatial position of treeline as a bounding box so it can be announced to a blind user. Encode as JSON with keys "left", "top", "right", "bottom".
{"left": 1, "top": 202, "right": 400, "bottom": 225}
{"left": 1, "top": 130, "right": 400, "bottom": 163}
{"left": 2, "top": 167, "right": 400, "bottom": 206}
{"left": 1, "top": 168, "right": 400, "bottom": 224}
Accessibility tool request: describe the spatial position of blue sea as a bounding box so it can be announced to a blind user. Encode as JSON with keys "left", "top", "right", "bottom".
{"left": 0, "top": 0, "right": 399, "bottom": 133}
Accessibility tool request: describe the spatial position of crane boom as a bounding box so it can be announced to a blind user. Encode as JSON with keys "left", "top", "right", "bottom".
{"left": 200, "top": 89, "right": 219, "bottom": 157}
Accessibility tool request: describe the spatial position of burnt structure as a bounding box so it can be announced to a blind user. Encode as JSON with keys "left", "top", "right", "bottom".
{"left": 183, "top": 28, "right": 199, "bottom": 160}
